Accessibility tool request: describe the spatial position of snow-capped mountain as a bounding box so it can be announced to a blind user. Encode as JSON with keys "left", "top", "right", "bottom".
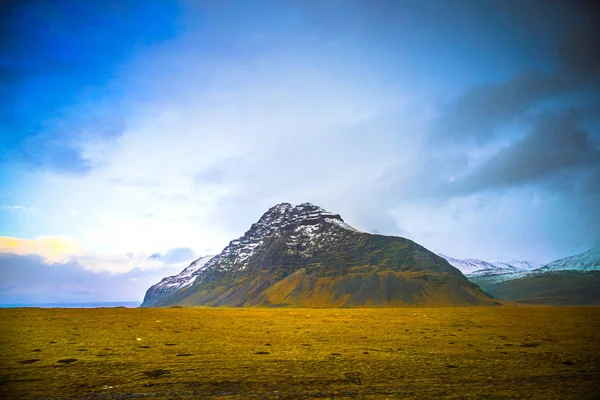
{"left": 538, "top": 243, "right": 600, "bottom": 272}
{"left": 195, "top": 202, "right": 359, "bottom": 275}
{"left": 141, "top": 255, "right": 213, "bottom": 307}
{"left": 141, "top": 203, "right": 355, "bottom": 307}
{"left": 439, "top": 254, "right": 540, "bottom": 277}
{"left": 467, "top": 243, "right": 600, "bottom": 305}
{"left": 143, "top": 202, "right": 496, "bottom": 308}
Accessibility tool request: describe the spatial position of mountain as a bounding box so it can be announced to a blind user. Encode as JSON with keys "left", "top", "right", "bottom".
{"left": 439, "top": 254, "right": 539, "bottom": 277}
{"left": 469, "top": 271, "right": 600, "bottom": 305}
{"left": 144, "top": 202, "right": 498, "bottom": 308}
{"left": 468, "top": 243, "right": 600, "bottom": 305}
{"left": 141, "top": 255, "right": 213, "bottom": 307}
{"left": 538, "top": 243, "right": 600, "bottom": 272}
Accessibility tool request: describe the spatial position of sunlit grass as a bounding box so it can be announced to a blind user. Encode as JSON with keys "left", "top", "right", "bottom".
{"left": 1, "top": 306, "right": 599, "bottom": 399}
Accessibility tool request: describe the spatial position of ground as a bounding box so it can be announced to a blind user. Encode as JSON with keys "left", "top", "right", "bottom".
{"left": 1, "top": 306, "right": 599, "bottom": 399}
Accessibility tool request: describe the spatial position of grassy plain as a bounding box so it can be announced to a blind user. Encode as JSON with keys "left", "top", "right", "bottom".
{"left": 1, "top": 306, "right": 599, "bottom": 399}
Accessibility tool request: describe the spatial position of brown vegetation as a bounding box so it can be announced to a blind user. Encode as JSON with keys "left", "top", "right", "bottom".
{"left": 1, "top": 306, "right": 599, "bottom": 399}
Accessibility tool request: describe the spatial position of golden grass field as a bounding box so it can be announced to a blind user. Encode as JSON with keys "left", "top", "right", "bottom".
{"left": 1, "top": 306, "right": 599, "bottom": 399}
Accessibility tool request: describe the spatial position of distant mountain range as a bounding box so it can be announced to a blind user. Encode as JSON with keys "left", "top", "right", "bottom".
{"left": 141, "top": 203, "right": 496, "bottom": 308}
{"left": 442, "top": 244, "right": 600, "bottom": 305}
{"left": 438, "top": 254, "right": 540, "bottom": 276}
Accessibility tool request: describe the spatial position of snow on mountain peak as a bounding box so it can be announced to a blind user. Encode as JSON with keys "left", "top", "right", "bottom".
{"left": 256, "top": 202, "right": 347, "bottom": 229}
{"left": 187, "top": 202, "right": 361, "bottom": 280}
{"left": 539, "top": 244, "right": 600, "bottom": 272}
{"left": 439, "top": 254, "right": 540, "bottom": 276}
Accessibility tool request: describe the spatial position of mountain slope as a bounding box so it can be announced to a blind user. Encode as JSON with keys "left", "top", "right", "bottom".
{"left": 147, "top": 203, "right": 497, "bottom": 308}
{"left": 141, "top": 255, "right": 213, "bottom": 307}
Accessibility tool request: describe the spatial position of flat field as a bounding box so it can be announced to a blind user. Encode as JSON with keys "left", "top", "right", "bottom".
{"left": 1, "top": 306, "right": 599, "bottom": 399}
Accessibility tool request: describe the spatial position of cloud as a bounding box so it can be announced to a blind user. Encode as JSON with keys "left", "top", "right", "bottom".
{"left": 0, "top": 236, "right": 203, "bottom": 303}
{"left": 432, "top": 15, "right": 600, "bottom": 146}
{"left": 0, "top": 252, "right": 184, "bottom": 304}
{"left": 109, "top": 178, "right": 162, "bottom": 188}
{"left": 0, "top": 236, "right": 200, "bottom": 274}
{"left": 146, "top": 247, "right": 198, "bottom": 264}
{"left": 376, "top": 103, "right": 599, "bottom": 261}
{"left": 0, "top": 236, "right": 83, "bottom": 262}
{"left": 451, "top": 110, "right": 600, "bottom": 194}
{"left": 194, "top": 167, "right": 228, "bottom": 185}
{"left": 0, "top": 205, "right": 38, "bottom": 212}
{"left": 557, "top": 14, "right": 600, "bottom": 80}
{"left": 388, "top": 188, "right": 599, "bottom": 263}
{"left": 367, "top": 7, "right": 600, "bottom": 260}
{"left": 434, "top": 71, "right": 563, "bottom": 144}
{"left": 19, "top": 137, "right": 93, "bottom": 175}
{"left": 2, "top": 0, "right": 599, "bottom": 275}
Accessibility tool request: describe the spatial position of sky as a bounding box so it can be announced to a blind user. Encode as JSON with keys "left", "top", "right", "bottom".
{"left": 0, "top": 0, "right": 599, "bottom": 303}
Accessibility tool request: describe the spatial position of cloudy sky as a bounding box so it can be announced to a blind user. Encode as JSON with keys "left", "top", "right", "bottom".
{"left": 1, "top": 0, "right": 599, "bottom": 303}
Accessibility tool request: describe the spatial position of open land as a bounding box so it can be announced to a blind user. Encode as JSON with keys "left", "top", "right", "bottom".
{"left": 1, "top": 306, "right": 599, "bottom": 399}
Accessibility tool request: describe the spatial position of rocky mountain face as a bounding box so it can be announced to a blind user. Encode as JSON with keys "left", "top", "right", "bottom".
{"left": 144, "top": 203, "right": 497, "bottom": 308}
{"left": 141, "top": 255, "right": 213, "bottom": 307}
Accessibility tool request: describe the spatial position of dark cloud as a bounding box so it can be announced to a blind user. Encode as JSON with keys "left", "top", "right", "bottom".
{"left": 558, "top": 28, "right": 600, "bottom": 80}
{"left": 405, "top": 2, "right": 600, "bottom": 209}
{"left": 453, "top": 111, "right": 600, "bottom": 194}
{"left": 433, "top": 8, "right": 600, "bottom": 146}
{"left": 0, "top": 252, "right": 185, "bottom": 304}
{"left": 435, "top": 71, "right": 563, "bottom": 144}
{"left": 385, "top": 108, "right": 599, "bottom": 204}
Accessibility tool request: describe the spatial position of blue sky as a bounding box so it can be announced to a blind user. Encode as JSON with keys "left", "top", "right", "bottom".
{"left": 1, "top": 0, "right": 599, "bottom": 302}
